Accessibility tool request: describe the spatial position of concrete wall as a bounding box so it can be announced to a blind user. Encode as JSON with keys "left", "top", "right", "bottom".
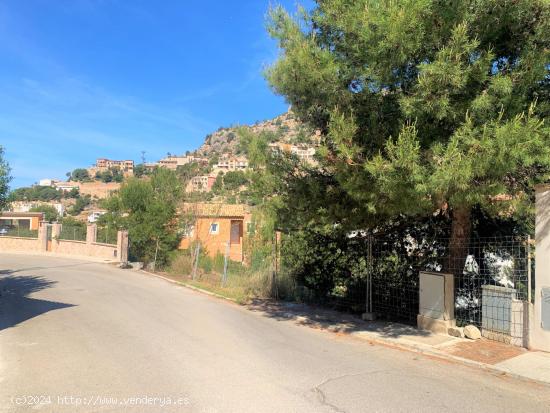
{"left": 532, "top": 185, "right": 550, "bottom": 352}
{"left": 0, "top": 236, "right": 42, "bottom": 252}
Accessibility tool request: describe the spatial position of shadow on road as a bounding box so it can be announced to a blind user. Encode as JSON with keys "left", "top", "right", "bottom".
{"left": 0, "top": 261, "right": 96, "bottom": 275}
{"left": 245, "top": 299, "right": 431, "bottom": 339}
{"left": 0, "top": 274, "right": 75, "bottom": 331}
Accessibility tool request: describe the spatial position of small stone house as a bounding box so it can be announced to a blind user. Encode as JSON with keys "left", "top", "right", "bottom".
{"left": 179, "top": 203, "right": 252, "bottom": 263}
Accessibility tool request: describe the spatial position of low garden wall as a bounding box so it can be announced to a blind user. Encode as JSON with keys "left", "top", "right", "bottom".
{"left": 0, "top": 223, "right": 128, "bottom": 263}
{"left": 51, "top": 240, "right": 119, "bottom": 261}
{"left": 0, "top": 236, "right": 42, "bottom": 252}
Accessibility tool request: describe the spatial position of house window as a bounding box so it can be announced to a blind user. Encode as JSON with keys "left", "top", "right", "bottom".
{"left": 209, "top": 223, "right": 219, "bottom": 234}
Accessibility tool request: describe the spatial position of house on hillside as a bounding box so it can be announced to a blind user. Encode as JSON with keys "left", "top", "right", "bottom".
{"left": 95, "top": 158, "right": 134, "bottom": 176}
{"left": 54, "top": 182, "right": 80, "bottom": 192}
{"left": 185, "top": 175, "right": 217, "bottom": 193}
{"left": 39, "top": 178, "right": 55, "bottom": 186}
{"left": 179, "top": 203, "right": 252, "bottom": 263}
{"left": 10, "top": 201, "right": 65, "bottom": 217}
{"left": 214, "top": 156, "right": 248, "bottom": 172}
{"left": 158, "top": 155, "right": 208, "bottom": 170}
{"left": 268, "top": 142, "right": 317, "bottom": 165}
{"left": 87, "top": 210, "right": 107, "bottom": 223}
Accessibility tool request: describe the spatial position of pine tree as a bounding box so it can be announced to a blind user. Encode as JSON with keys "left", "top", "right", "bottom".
{"left": 266, "top": 0, "right": 550, "bottom": 267}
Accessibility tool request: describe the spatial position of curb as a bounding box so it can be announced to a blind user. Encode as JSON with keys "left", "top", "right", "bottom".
{"left": 350, "top": 333, "right": 550, "bottom": 388}
{"left": 136, "top": 268, "right": 550, "bottom": 389}
{"left": 137, "top": 269, "right": 238, "bottom": 303}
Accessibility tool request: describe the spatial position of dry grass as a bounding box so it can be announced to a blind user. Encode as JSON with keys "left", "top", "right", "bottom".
{"left": 182, "top": 270, "right": 272, "bottom": 304}
{"left": 166, "top": 251, "right": 292, "bottom": 304}
{"left": 167, "top": 253, "right": 193, "bottom": 276}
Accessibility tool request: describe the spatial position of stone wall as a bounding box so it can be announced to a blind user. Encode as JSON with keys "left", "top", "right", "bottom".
{"left": 51, "top": 239, "right": 118, "bottom": 261}
{"left": 0, "top": 223, "right": 128, "bottom": 264}
{"left": 0, "top": 236, "right": 42, "bottom": 252}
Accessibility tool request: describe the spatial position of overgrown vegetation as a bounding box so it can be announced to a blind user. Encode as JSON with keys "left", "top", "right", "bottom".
{"left": 29, "top": 205, "right": 59, "bottom": 222}
{"left": 68, "top": 195, "right": 91, "bottom": 216}
{"left": 9, "top": 186, "right": 62, "bottom": 202}
{"left": 100, "top": 168, "right": 182, "bottom": 267}
{"left": 166, "top": 247, "right": 275, "bottom": 304}
{"left": 69, "top": 168, "right": 91, "bottom": 182}
{"left": 263, "top": 0, "right": 550, "bottom": 287}
{"left": 95, "top": 167, "right": 124, "bottom": 183}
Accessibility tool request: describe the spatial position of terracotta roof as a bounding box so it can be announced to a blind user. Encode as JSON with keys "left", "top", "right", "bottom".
{"left": 181, "top": 203, "right": 250, "bottom": 218}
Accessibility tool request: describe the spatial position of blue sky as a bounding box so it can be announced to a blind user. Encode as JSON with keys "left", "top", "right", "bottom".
{"left": 0, "top": 0, "right": 312, "bottom": 188}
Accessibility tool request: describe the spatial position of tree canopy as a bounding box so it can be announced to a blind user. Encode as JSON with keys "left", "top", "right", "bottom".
{"left": 101, "top": 168, "right": 182, "bottom": 266}
{"left": 70, "top": 168, "right": 90, "bottom": 182}
{"left": 9, "top": 185, "right": 62, "bottom": 202}
{"left": 29, "top": 205, "right": 59, "bottom": 222}
{"left": 95, "top": 167, "right": 124, "bottom": 183}
{"left": 266, "top": 0, "right": 550, "bottom": 246}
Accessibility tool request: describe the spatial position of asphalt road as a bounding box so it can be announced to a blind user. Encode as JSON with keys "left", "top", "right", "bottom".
{"left": 1, "top": 253, "right": 549, "bottom": 413}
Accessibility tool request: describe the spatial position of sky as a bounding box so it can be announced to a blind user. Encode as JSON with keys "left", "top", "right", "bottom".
{"left": 0, "top": 0, "right": 313, "bottom": 189}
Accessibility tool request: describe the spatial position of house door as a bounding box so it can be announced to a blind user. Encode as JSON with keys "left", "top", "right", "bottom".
{"left": 230, "top": 221, "right": 242, "bottom": 245}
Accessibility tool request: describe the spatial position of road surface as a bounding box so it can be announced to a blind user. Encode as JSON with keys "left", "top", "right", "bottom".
{"left": 1, "top": 253, "right": 549, "bottom": 412}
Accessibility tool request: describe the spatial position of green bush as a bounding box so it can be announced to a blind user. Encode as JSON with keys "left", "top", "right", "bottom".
{"left": 213, "top": 252, "right": 225, "bottom": 273}
{"left": 199, "top": 254, "right": 213, "bottom": 273}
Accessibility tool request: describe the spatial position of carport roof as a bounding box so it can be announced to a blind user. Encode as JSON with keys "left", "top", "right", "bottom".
{"left": 0, "top": 212, "right": 45, "bottom": 219}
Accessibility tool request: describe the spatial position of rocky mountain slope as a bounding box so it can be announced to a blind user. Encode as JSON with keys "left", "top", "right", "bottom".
{"left": 195, "top": 110, "right": 318, "bottom": 158}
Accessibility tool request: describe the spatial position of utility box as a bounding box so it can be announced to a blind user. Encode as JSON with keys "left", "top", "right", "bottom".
{"left": 482, "top": 285, "right": 514, "bottom": 334}
{"left": 417, "top": 272, "right": 455, "bottom": 334}
{"left": 481, "top": 285, "right": 526, "bottom": 347}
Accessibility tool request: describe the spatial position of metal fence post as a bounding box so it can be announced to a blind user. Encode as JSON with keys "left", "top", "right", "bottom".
{"left": 222, "top": 241, "right": 230, "bottom": 287}
{"left": 363, "top": 234, "right": 376, "bottom": 321}
{"left": 192, "top": 243, "right": 200, "bottom": 280}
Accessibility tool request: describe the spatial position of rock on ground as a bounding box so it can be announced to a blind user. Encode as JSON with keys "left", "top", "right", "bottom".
{"left": 448, "top": 326, "right": 464, "bottom": 338}
{"left": 464, "top": 325, "right": 482, "bottom": 340}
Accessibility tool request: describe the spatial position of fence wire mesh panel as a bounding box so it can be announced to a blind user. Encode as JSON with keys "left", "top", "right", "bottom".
{"left": 449, "top": 236, "right": 530, "bottom": 344}
{"left": 371, "top": 236, "right": 429, "bottom": 324}
{"left": 369, "top": 234, "right": 531, "bottom": 344}
{"left": 97, "top": 227, "right": 117, "bottom": 245}
{"left": 283, "top": 229, "right": 531, "bottom": 345}
{"left": 59, "top": 226, "right": 87, "bottom": 241}
{"left": 1, "top": 227, "right": 38, "bottom": 238}
{"left": 286, "top": 233, "right": 370, "bottom": 315}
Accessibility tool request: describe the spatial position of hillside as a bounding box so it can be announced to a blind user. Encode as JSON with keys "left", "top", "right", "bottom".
{"left": 196, "top": 110, "right": 319, "bottom": 158}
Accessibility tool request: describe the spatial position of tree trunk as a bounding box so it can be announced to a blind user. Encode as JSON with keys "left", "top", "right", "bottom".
{"left": 446, "top": 206, "right": 472, "bottom": 274}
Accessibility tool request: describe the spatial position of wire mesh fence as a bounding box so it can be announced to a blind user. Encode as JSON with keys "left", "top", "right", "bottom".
{"left": 372, "top": 234, "right": 532, "bottom": 344}
{"left": 58, "top": 226, "right": 87, "bottom": 242}
{"left": 288, "top": 232, "right": 532, "bottom": 344}
{"left": 450, "top": 236, "right": 530, "bottom": 344}
{"left": 96, "top": 226, "right": 117, "bottom": 245}
{"left": 0, "top": 226, "right": 38, "bottom": 238}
